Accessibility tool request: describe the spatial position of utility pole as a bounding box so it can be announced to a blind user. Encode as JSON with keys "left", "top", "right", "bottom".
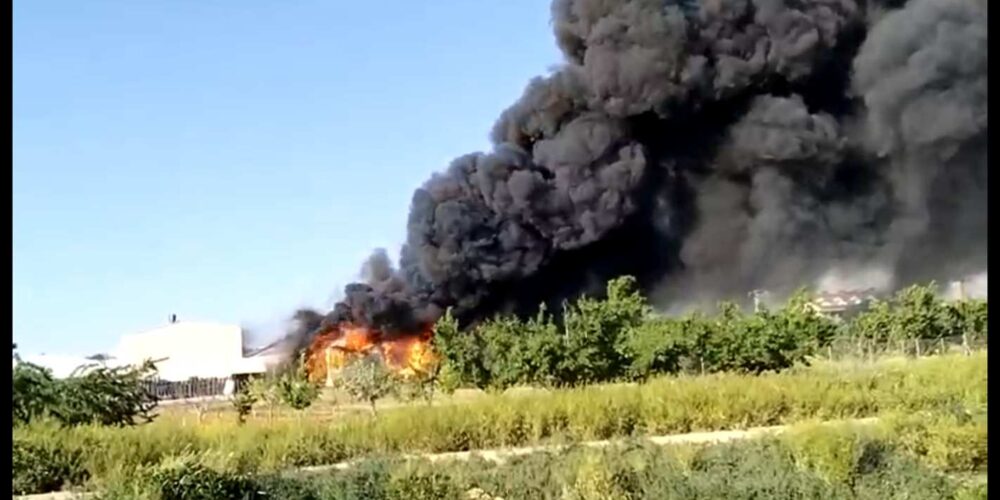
{"left": 749, "top": 289, "right": 766, "bottom": 313}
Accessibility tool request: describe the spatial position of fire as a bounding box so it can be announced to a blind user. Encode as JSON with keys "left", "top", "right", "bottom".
{"left": 305, "top": 322, "right": 438, "bottom": 384}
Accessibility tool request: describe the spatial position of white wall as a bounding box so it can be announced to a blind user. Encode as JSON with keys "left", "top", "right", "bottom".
{"left": 114, "top": 321, "right": 246, "bottom": 381}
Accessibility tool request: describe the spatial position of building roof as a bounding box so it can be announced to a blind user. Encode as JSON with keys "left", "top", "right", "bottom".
{"left": 809, "top": 289, "right": 878, "bottom": 312}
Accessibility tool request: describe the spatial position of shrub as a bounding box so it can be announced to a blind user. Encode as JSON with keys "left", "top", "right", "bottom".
{"left": 12, "top": 438, "right": 89, "bottom": 496}
{"left": 276, "top": 358, "right": 321, "bottom": 412}
{"left": 150, "top": 456, "right": 259, "bottom": 500}
{"left": 231, "top": 390, "right": 258, "bottom": 425}
{"left": 12, "top": 357, "right": 159, "bottom": 428}
{"left": 12, "top": 360, "right": 59, "bottom": 426}
{"left": 52, "top": 360, "right": 159, "bottom": 427}
{"left": 247, "top": 375, "right": 283, "bottom": 421}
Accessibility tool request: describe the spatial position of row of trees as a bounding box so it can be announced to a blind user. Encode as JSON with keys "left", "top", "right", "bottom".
{"left": 431, "top": 277, "right": 988, "bottom": 391}
{"left": 13, "top": 349, "right": 159, "bottom": 427}
{"left": 850, "top": 284, "right": 988, "bottom": 343}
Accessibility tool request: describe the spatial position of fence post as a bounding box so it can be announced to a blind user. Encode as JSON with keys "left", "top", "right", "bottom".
{"left": 915, "top": 338, "right": 921, "bottom": 357}
{"left": 963, "top": 332, "right": 971, "bottom": 356}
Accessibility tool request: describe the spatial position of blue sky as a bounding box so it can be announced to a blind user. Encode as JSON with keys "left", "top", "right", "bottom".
{"left": 13, "top": 1, "right": 562, "bottom": 356}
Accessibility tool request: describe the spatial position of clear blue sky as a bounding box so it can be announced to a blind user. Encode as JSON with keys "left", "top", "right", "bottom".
{"left": 13, "top": 1, "right": 562, "bottom": 356}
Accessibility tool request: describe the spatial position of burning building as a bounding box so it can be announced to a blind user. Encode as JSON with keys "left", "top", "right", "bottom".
{"left": 283, "top": 0, "right": 987, "bottom": 371}
{"left": 304, "top": 323, "right": 438, "bottom": 385}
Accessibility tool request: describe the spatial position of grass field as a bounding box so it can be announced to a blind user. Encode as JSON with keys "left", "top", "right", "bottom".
{"left": 13, "top": 352, "right": 986, "bottom": 497}
{"left": 76, "top": 412, "right": 990, "bottom": 499}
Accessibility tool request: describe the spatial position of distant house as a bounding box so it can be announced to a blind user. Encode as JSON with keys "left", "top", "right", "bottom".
{"left": 806, "top": 289, "right": 879, "bottom": 320}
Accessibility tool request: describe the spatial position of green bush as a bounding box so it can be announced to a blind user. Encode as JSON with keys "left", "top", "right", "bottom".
{"left": 12, "top": 438, "right": 89, "bottom": 496}
{"left": 12, "top": 356, "right": 159, "bottom": 428}
{"left": 12, "top": 360, "right": 60, "bottom": 426}
{"left": 150, "top": 457, "right": 260, "bottom": 500}
{"left": 231, "top": 390, "right": 257, "bottom": 425}
{"left": 53, "top": 360, "right": 159, "bottom": 427}
{"left": 276, "top": 357, "right": 321, "bottom": 412}
{"left": 883, "top": 410, "right": 988, "bottom": 473}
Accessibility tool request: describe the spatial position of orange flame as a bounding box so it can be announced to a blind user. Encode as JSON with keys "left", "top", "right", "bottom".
{"left": 305, "top": 322, "right": 438, "bottom": 383}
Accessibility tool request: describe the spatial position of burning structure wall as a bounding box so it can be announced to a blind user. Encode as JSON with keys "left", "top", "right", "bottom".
{"left": 289, "top": 0, "right": 987, "bottom": 367}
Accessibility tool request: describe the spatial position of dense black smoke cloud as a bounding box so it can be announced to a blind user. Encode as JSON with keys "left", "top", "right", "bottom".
{"left": 290, "top": 0, "right": 986, "bottom": 342}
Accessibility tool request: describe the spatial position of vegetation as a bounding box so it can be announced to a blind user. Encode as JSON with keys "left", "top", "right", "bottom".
{"left": 433, "top": 278, "right": 985, "bottom": 391}
{"left": 83, "top": 413, "right": 985, "bottom": 499}
{"left": 230, "top": 390, "right": 256, "bottom": 425}
{"left": 9, "top": 278, "right": 987, "bottom": 497}
{"left": 12, "top": 353, "right": 159, "bottom": 428}
{"left": 336, "top": 354, "right": 397, "bottom": 415}
{"left": 11, "top": 353, "right": 985, "bottom": 494}
{"left": 275, "top": 357, "right": 322, "bottom": 412}
{"left": 235, "top": 357, "right": 323, "bottom": 422}
{"left": 850, "top": 284, "right": 988, "bottom": 344}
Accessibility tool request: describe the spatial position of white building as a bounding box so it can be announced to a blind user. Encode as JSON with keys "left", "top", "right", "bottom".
{"left": 112, "top": 318, "right": 283, "bottom": 382}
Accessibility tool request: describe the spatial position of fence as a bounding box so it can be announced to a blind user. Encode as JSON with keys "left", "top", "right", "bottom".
{"left": 142, "top": 376, "right": 230, "bottom": 401}
{"left": 818, "top": 333, "right": 987, "bottom": 362}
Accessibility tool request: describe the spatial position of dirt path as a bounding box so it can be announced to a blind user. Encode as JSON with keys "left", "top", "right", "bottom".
{"left": 300, "top": 417, "right": 879, "bottom": 472}
{"left": 16, "top": 417, "right": 879, "bottom": 500}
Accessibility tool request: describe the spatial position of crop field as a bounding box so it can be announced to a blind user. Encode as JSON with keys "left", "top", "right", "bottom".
{"left": 13, "top": 352, "right": 987, "bottom": 499}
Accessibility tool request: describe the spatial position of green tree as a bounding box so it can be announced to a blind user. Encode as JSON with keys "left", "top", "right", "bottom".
{"left": 395, "top": 372, "right": 437, "bottom": 406}
{"left": 851, "top": 298, "right": 895, "bottom": 344}
{"left": 12, "top": 361, "right": 59, "bottom": 426}
{"left": 229, "top": 389, "right": 257, "bottom": 425}
{"left": 951, "top": 298, "right": 988, "bottom": 340}
{"left": 247, "top": 375, "right": 282, "bottom": 422}
{"left": 477, "top": 314, "right": 526, "bottom": 391}
{"left": 560, "top": 276, "right": 648, "bottom": 384}
{"left": 336, "top": 354, "right": 396, "bottom": 415}
{"left": 431, "top": 308, "right": 490, "bottom": 389}
{"left": 891, "top": 283, "right": 949, "bottom": 341}
{"left": 275, "top": 356, "right": 321, "bottom": 412}
{"left": 52, "top": 360, "right": 159, "bottom": 427}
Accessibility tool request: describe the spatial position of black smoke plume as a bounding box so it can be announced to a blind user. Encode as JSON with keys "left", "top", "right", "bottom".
{"left": 288, "top": 0, "right": 987, "bottom": 345}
